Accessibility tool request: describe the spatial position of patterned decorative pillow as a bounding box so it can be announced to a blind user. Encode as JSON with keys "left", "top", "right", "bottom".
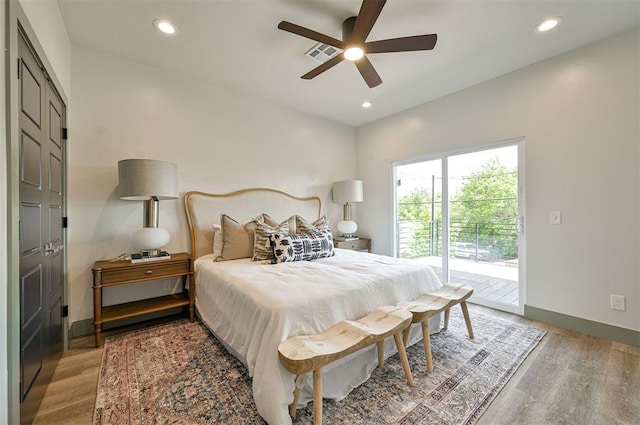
{"left": 295, "top": 215, "right": 330, "bottom": 234}
{"left": 269, "top": 230, "right": 335, "bottom": 264}
{"left": 252, "top": 217, "right": 289, "bottom": 262}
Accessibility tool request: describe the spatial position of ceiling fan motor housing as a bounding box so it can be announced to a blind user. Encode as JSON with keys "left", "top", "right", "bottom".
{"left": 342, "top": 16, "right": 358, "bottom": 41}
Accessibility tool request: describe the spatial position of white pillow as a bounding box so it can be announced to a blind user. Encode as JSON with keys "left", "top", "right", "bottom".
{"left": 211, "top": 224, "right": 223, "bottom": 258}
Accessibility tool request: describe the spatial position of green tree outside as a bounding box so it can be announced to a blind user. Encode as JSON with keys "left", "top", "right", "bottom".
{"left": 397, "top": 157, "right": 518, "bottom": 259}
{"left": 450, "top": 157, "right": 518, "bottom": 259}
{"left": 397, "top": 188, "right": 442, "bottom": 257}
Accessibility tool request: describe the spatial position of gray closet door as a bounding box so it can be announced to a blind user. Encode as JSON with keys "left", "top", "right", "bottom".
{"left": 18, "top": 30, "right": 66, "bottom": 424}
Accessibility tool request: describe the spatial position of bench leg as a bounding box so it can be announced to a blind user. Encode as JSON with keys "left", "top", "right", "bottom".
{"left": 402, "top": 326, "right": 410, "bottom": 347}
{"left": 460, "top": 301, "right": 474, "bottom": 339}
{"left": 420, "top": 320, "right": 433, "bottom": 373}
{"left": 313, "top": 368, "right": 323, "bottom": 425}
{"left": 444, "top": 308, "right": 450, "bottom": 330}
{"left": 377, "top": 340, "right": 385, "bottom": 367}
{"left": 290, "top": 384, "right": 300, "bottom": 418}
{"left": 393, "top": 332, "right": 415, "bottom": 387}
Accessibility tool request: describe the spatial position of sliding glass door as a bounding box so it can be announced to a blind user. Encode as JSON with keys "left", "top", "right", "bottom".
{"left": 395, "top": 158, "right": 444, "bottom": 280}
{"left": 394, "top": 140, "right": 524, "bottom": 314}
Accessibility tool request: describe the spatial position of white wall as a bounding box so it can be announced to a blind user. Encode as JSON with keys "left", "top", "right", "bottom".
{"left": 19, "top": 0, "right": 71, "bottom": 97}
{"left": 1, "top": 0, "right": 9, "bottom": 422}
{"left": 68, "top": 46, "right": 356, "bottom": 324}
{"left": 356, "top": 29, "right": 639, "bottom": 332}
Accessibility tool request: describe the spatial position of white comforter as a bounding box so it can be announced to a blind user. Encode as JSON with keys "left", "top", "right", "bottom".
{"left": 194, "top": 248, "right": 442, "bottom": 425}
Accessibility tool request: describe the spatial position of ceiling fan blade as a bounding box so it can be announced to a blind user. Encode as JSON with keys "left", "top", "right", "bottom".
{"left": 351, "top": 0, "right": 387, "bottom": 43}
{"left": 278, "top": 21, "right": 346, "bottom": 49}
{"left": 301, "top": 54, "right": 345, "bottom": 80}
{"left": 366, "top": 34, "right": 437, "bottom": 53}
{"left": 354, "top": 56, "right": 382, "bottom": 88}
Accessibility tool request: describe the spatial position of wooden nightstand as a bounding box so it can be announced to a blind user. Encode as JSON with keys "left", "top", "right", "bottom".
{"left": 334, "top": 237, "right": 371, "bottom": 253}
{"left": 91, "top": 252, "right": 194, "bottom": 347}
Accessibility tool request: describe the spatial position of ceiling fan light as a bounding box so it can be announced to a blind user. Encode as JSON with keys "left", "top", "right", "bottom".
{"left": 153, "top": 19, "right": 177, "bottom": 35}
{"left": 537, "top": 17, "right": 562, "bottom": 32}
{"left": 344, "top": 46, "right": 364, "bottom": 61}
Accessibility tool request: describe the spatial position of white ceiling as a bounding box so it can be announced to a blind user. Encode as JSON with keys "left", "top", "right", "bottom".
{"left": 57, "top": 0, "right": 639, "bottom": 127}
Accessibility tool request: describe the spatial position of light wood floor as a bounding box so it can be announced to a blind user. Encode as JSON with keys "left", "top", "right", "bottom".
{"left": 33, "top": 306, "right": 639, "bottom": 425}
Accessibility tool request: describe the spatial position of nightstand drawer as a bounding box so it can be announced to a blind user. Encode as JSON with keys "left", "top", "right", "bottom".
{"left": 335, "top": 238, "right": 371, "bottom": 252}
{"left": 100, "top": 262, "right": 189, "bottom": 285}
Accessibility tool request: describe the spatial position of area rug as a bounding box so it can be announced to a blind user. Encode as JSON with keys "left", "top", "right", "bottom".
{"left": 93, "top": 310, "right": 545, "bottom": 425}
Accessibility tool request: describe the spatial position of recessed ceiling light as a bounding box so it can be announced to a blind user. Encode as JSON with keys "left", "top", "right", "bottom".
{"left": 362, "top": 101, "right": 372, "bottom": 108}
{"left": 536, "top": 17, "right": 563, "bottom": 32}
{"left": 344, "top": 46, "right": 364, "bottom": 61}
{"left": 153, "top": 19, "right": 177, "bottom": 35}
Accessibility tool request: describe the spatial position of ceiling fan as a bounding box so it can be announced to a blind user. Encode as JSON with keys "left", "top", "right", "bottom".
{"left": 277, "top": 0, "right": 437, "bottom": 88}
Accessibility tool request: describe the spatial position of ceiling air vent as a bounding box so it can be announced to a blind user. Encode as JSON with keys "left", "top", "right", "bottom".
{"left": 305, "top": 42, "right": 342, "bottom": 63}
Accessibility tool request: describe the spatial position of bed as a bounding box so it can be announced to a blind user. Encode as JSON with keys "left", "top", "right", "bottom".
{"left": 185, "top": 188, "right": 443, "bottom": 425}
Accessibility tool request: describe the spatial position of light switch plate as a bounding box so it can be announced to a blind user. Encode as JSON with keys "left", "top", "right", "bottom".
{"left": 549, "top": 211, "right": 562, "bottom": 225}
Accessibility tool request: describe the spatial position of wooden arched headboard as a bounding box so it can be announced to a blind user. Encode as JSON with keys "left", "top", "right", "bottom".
{"left": 184, "top": 188, "right": 321, "bottom": 259}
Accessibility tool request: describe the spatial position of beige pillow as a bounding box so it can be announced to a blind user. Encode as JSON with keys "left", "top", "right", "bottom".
{"left": 296, "top": 215, "right": 330, "bottom": 234}
{"left": 263, "top": 214, "right": 279, "bottom": 228}
{"left": 287, "top": 215, "right": 297, "bottom": 234}
{"left": 252, "top": 217, "right": 289, "bottom": 262}
{"left": 218, "top": 214, "right": 261, "bottom": 261}
{"left": 263, "top": 213, "right": 296, "bottom": 234}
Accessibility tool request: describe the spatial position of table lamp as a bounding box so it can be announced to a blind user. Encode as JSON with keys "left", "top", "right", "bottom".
{"left": 332, "top": 180, "right": 364, "bottom": 238}
{"left": 118, "top": 159, "right": 178, "bottom": 256}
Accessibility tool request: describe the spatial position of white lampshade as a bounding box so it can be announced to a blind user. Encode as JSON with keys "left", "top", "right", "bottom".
{"left": 332, "top": 180, "right": 364, "bottom": 204}
{"left": 118, "top": 159, "right": 178, "bottom": 200}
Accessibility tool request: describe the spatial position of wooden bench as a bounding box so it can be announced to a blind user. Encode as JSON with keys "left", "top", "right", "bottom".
{"left": 400, "top": 283, "right": 474, "bottom": 373}
{"left": 278, "top": 306, "right": 415, "bottom": 425}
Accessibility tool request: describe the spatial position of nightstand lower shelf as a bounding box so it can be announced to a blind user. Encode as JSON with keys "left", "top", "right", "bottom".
{"left": 100, "top": 293, "right": 190, "bottom": 323}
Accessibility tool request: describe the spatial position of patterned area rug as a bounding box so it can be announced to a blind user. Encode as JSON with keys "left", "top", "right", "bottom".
{"left": 93, "top": 310, "right": 545, "bottom": 425}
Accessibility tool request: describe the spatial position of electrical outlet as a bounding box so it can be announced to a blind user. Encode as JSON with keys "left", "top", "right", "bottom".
{"left": 162, "top": 280, "right": 172, "bottom": 293}
{"left": 610, "top": 294, "right": 626, "bottom": 311}
{"left": 549, "top": 211, "right": 562, "bottom": 225}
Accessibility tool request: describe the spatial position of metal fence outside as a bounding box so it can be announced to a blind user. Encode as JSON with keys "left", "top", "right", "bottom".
{"left": 398, "top": 218, "right": 518, "bottom": 262}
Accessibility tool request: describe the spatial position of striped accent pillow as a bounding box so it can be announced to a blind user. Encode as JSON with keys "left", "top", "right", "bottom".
{"left": 252, "top": 218, "right": 289, "bottom": 262}
{"left": 295, "top": 215, "right": 330, "bottom": 234}
{"left": 269, "top": 230, "right": 335, "bottom": 264}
